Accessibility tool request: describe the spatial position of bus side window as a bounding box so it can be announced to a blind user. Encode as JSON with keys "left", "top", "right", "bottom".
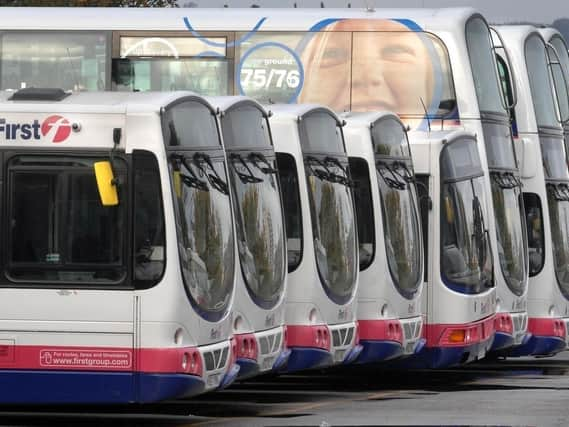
{"left": 523, "top": 192, "right": 545, "bottom": 277}
{"left": 133, "top": 150, "right": 165, "bottom": 288}
{"left": 348, "top": 157, "right": 375, "bottom": 271}
{"left": 275, "top": 152, "right": 303, "bottom": 273}
{"left": 415, "top": 174, "right": 430, "bottom": 282}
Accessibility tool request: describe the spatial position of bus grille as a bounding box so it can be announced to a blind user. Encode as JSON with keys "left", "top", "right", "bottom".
{"left": 203, "top": 346, "right": 229, "bottom": 371}
{"left": 332, "top": 326, "right": 355, "bottom": 347}
{"left": 259, "top": 331, "right": 283, "bottom": 355}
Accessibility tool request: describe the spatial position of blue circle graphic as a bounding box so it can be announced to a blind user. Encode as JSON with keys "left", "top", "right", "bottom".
{"left": 237, "top": 41, "right": 305, "bottom": 104}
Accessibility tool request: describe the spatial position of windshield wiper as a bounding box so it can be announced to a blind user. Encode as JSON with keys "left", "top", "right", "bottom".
{"left": 305, "top": 156, "right": 334, "bottom": 182}
{"left": 193, "top": 152, "right": 229, "bottom": 195}
{"left": 491, "top": 171, "right": 520, "bottom": 189}
{"left": 323, "top": 156, "right": 353, "bottom": 187}
{"left": 376, "top": 161, "right": 406, "bottom": 190}
{"left": 170, "top": 153, "right": 209, "bottom": 192}
{"left": 248, "top": 152, "right": 278, "bottom": 175}
{"left": 229, "top": 152, "right": 263, "bottom": 184}
{"left": 547, "top": 182, "right": 569, "bottom": 201}
{"left": 305, "top": 156, "right": 351, "bottom": 186}
{"left": 392, "top": 161, "right": 415, "bottom": 184}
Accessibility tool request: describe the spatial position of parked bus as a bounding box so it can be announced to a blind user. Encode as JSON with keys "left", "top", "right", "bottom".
{"left": 0, "top": 88, "right": 239, "bottom": 403}
{"left": 343, "top": 112, "right": 424, "bottom": 363}
{"left": 0, "top": 6, "right": 504, "bottom": 366}
{"left": 409, "top": 128, "right": 496, "bottom": 367}
{"left": 206, "top": 96, "right": 290, "bottom": 378}
{"left": 270, "top": 104, "right": 361, "bottom": 371}
{"left": 492, "top": 25, "right": 569, "bottom": 355}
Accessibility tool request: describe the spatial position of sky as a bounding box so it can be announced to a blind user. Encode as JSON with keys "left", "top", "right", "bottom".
{"left": 178, "top": 0, "right": 569, "bottom": 26}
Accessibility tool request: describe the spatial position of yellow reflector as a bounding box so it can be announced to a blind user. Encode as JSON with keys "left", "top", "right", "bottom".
{"left": 93, "top": 161, "right": 119, "bottom": 206}
{"left": 448, "top": 329, "right": 466, "bottom": 343}
{"left": 174, "top": 170, "right": 182, "bottom": 198}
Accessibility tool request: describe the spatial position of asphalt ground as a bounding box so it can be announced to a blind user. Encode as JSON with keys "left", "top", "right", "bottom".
{"left": 1, "top": 352, "right": 569, "bottom": 426}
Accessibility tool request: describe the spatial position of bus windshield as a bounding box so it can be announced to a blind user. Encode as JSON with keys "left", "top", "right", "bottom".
{"left": 440, "top": 138, "right": 493, "bottom": 294}
{"left": 371, "top": 117, "right": 422, "bottom": 298}
{"left": 170, "top": 154, "right": 234, "bottom": 318}
{"left": 466, "top": 17, "right": 506, "bottom": 115}
{"left": 482, "top": 121, "right": 527, "bottom": 295}
{"left": 302, "top": 112, "right": 358, "bottom": 305}
{"left": 542, "top": 134, "right": 569, "bottom": 297}
{"left": 547, "top": 185, "right": 569, "bottom": 298}
{"left": 491, "top": 178, "right": 528, "bottom": 296}
{"left": 525, "top": 34, "right": 559, "bottom": 129}
{"left": 222, "top": 106, "right": 286, "bottom": 309}
{"left": 164, "top": 101, "right": 234, "bottom": 320}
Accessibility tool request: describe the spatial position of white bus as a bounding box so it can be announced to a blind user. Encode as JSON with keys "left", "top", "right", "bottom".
{"left": 408, "top": 128, "right": 496, "bottom": 367}
{"left": 0, "top": 6, "right": 505, "bottom": 366}
{"left": 269, "top": 104, "right": 361, "bottom": 371}
{"left": 0, "top": 88, "right": 239, "bottom": 403}
{"left": 343, "top": 112, "right": 424, "bottom": 362}
{"left": 206, "top": 96, "right": 289, "bottom": 378}
{"left": 493, "top": 25, "right": 569, "bottom": 356}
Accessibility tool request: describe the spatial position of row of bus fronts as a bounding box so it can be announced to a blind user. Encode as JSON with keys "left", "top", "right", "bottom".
{"left": 0, "top": 7, "right": 568, "bottom": 403}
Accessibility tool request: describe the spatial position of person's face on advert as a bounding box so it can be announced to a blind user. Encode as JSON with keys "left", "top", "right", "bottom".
{"left": 300, "top": 19, "right": 435, "bottom": 117}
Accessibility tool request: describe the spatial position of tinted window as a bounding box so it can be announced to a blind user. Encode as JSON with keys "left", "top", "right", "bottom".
{"left": 523, "top": 192, "right": 545, "bottom": 277}
{"left": 133, "top": 151, "right": 165, "bottom": 288}
{"left": 415, "top": 174, "right": 430, "bottom": 282}
{"left": 466, "top": 17, "right": 505, "bottom": 114}
{"left": 547, "top": 185, "right": 569, "bottom": 297}
{"left": 301, "top": 111, "right": 344, "bottom": 153}
{"left": 440, "top": 139, "right": 493, "bottom": 294}
{"left": 1, "top": 32, "right": 108, "bottom": 91}
{"left": 349, "top": 157, "right": 375, "bottom": 270}
{"left": 305, "top": 156, "right": 358, "bottom": 304}
{"left": 221, "top": 105, "right": 272, "bottom": 149}
{"left": 222, "top": 108, "right": 287, "bottom": 309}
{"left": 525, "top": 34, "right": 559, "bottom": 129}
{"left": 8, "top": 156, "right": 126, "bottom": 284}
{"left": 163, "top": 100, "right": 220, "bottom": 149}
{"left": 113, "top": 59, "right": 229, "bottom": 95}
{"left": 371, "top": 117, "right": 411, "bottom": 158}
{"left": 276, "top": 153, "right": 303, "bottom": 272}
{"left": 170, "top": 154, "right": 234, "bottom": 319}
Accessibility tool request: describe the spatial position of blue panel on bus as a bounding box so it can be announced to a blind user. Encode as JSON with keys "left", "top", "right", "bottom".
{"left": 0, "top": 371, "right": 205, "bottom": 404}
{"left": 489, "top": 331, "right": 516, "bottom": 352}
{"left": 507, "top": 335, "right": 566, "bottom": 357}
{"left": 390, "top": 337, "right": 493, "bottom": 369}
{"left": 354, "top": 340, "right": 403, "bottom": 364}
{"left": 137, "top": 373, "right": 205, "bottom": 402}
{"left": 283, "top": 347, "right": 333, "bottom": 373}
{"left": 236, "top": 358, "right": 260, "bottom": 380}
{"left": 0, "top": 371, "right": 135, "bottom": 404}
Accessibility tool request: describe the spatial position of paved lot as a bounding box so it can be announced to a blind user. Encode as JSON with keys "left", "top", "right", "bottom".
{"left": 2, "top": 353, "right": 569, "bottom": 426}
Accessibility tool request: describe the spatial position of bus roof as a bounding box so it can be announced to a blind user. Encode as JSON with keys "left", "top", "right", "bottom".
{"left": 0, "top": 7, "right": 479, "bottom": 32}
{"left": 0, "top": 90, "right": 211, "bottom": 114}
{"left": 342, "top": 111, "right": 401, "bottom": 129}
{"left": 269, "top": 103, "right": 343, "bottom": 125}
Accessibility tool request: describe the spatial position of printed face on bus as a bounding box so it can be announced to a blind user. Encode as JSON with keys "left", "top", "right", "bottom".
{"left": 299, "top": 19, "right": 435, "bottom": 119}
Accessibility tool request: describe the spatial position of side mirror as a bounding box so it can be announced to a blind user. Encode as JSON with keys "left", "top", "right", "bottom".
{"left": 94, "top": 161, "right": 119, "bottom": 206}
